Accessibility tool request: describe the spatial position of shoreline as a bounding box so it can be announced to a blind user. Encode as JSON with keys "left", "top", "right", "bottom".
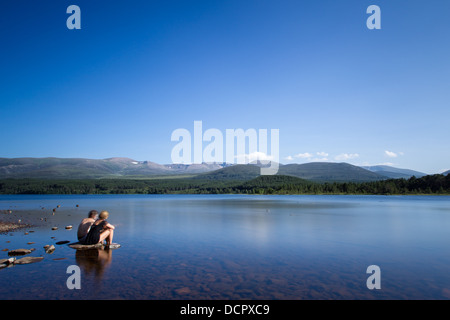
{"left": 1, "top": 192, "right": 449, "bottom": 196}
{"left": 0, "top": 221, "right": 30, "bottom": 234}
{"left": 0, "top": 209, "right": 49, "bottom": 234}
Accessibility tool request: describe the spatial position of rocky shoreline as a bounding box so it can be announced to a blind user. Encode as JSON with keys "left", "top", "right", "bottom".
{"left": 0, "top": 208, "right": 52, "bottom": 234}
{"left": 0, "top": 221, "right": 30, "bottom": 234}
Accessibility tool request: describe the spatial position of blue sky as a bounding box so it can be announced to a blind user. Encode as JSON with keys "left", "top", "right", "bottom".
{"left": 0, "top": 0, "right": 449, "bottom": 173}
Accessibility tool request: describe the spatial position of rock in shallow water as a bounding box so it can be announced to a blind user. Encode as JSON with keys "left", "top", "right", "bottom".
{"left": 55, "top": 241, "right": 70, "bottom": 245}
{"left": 8, "top": 249, "right": 32, "bottom": 256}
{"left": 44, "top": 245, "right": 55, "bottom": 254}
{"left": 0, "top": 258, "right": 15, "bottom": 265}
{"left": 68, "top": 242, "right": 121, "bottom": 250}
{"left": 14, "top": 257, "right": 44, "bottom": 265}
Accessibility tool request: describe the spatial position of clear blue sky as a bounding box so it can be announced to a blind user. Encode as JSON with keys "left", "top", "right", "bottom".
{"left": 0, "top": 0, "right": 449, "bottom": 173}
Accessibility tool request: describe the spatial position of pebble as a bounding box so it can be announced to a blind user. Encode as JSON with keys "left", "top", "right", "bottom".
{"left": 51, "top": 227, "right": 58, "bottom": 230}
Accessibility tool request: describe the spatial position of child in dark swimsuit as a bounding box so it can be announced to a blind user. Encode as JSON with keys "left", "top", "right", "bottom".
{"left": 82, "top": 211, "right": 115, "bottom": 245}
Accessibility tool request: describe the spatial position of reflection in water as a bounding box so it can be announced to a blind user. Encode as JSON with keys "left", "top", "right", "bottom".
{"left": 75, "top": 248, "right": 113, "bottom": 282}
{"left": 2, "top": 195, "right": 450, "bottom": 299}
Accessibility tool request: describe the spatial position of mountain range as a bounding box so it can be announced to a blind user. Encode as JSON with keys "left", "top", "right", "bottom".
{"left": 0, "top": 157, "right": 433, "bottom": 182}
{"left": 0, "top": 157, "right": 229, "bottom": 179}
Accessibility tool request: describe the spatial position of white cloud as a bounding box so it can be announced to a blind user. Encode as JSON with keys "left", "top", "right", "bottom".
{"left": 334, "top": 153, "right": 359, "bottom": 161}
{"left": 284, "top": 155, "right": 294, "bottom": 161}
{"left": 359, "top": 161, "right": 395, "bottom": 167}
{"left": 384, "top": 150, "right": 398, "bottom": 158}
{"left": 317, "top": 152, "right": 329, "bottom": 157}
{"left": 294, "top": 152, "right": 313, "bottom": 159}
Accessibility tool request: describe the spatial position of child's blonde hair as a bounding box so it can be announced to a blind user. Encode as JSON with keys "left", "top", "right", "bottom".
{"left": 99, "top": 211, "right": 109, "bottom": 220}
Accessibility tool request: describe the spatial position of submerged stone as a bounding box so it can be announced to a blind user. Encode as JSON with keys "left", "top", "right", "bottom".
{"left": 8, "top": 249, "right": 32, "bottom": 256}
{"left": 14, "top": 257, "right": 44, "bottom": 265}
{"left": 55, "top": 240, "right": 70, "bottom": 245}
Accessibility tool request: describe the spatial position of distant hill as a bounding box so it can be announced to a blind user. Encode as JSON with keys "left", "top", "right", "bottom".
{"left": 361, "top": 165, "right": 427, "bottom": 179}
{"left": 443, "top": 170, "right": 450, "bottom": 176}
{"left": 278, "top": 162, "right": 386, "bottom": 182}
{"left": 197, "top": 162, "right": 386, "bottom": 182}
{"left": 0, "top": 157, "right": 125, "bottom": 179}
{"left": 194, "top": 164, "right": 261, "bottom": 181}
{"left": 240, "top": 175, "right": 310, "bottom": 189}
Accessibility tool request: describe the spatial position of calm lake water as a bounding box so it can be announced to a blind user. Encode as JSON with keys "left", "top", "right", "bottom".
{"left": 1, "top": 194, "right": 450, "bottom": 300}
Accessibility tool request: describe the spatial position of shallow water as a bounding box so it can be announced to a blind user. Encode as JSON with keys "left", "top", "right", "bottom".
{"left": 1, "top": 194, "right": 450, "bottom": 300}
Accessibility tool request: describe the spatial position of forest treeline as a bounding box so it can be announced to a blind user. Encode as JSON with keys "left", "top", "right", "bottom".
{"left": 0, "top": 174, "right": 449, "bottom": 195}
